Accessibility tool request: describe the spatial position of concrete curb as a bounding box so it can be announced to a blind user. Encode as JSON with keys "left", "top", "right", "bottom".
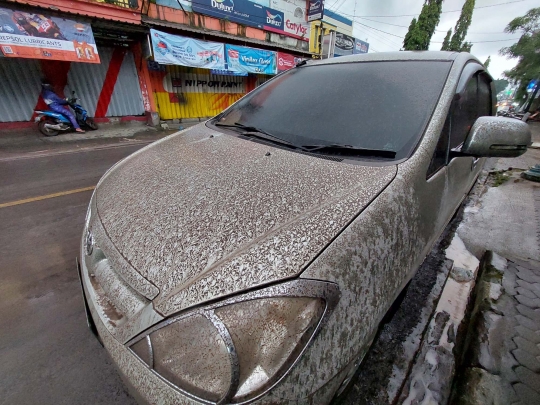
{"left": 398, "top": 235, "right": 480, "bottom": 404}
{"left": 397, "top": 174, "right": 491, "bottom": 404}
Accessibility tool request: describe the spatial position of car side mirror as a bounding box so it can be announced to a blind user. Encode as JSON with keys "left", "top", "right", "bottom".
{"left": 460, "top": 116, "right": 531, "bottom": 158}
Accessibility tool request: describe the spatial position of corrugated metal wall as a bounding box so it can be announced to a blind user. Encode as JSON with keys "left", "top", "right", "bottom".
{"left": 0, "top": 47, "right": 144, "bottom": 122}
{"left": 66, "top": 48, "right": 144, "bottom": 117}
{"left": 0, "top": 58, "right": 43, "bottom": 122}
{"left": 106, "top": 50, "right": 144, "bottom": 117}
{"left": 150, "top": 65, "right": 250, "bottom": 120}
{"left": 66, "top": 48, "right": 112, "bottom": 118}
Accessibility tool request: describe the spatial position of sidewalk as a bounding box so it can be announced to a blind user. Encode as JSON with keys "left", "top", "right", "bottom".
{"left": 0, "top": 120, "right": 195, "bottom": 160}
{"left": 449, "top": 123, "right": 540, "bottom": 404}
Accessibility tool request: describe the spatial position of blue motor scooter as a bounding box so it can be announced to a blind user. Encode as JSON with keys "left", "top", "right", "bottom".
{"left": 35, "top": 91, "right": 98, "bottom": 136}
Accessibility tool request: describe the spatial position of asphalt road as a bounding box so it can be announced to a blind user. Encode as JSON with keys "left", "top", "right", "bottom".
{"left": 0, "top": 145, "right": 141, "bottom": 405}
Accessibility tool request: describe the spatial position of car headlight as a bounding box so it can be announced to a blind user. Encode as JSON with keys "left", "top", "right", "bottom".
{"left": 129, "top": 279, "right": 339, "bottom": 403}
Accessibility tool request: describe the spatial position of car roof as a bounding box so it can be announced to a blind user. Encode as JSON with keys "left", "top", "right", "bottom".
{"left": 311, "top": 51, "right": 465, "bottom": 66}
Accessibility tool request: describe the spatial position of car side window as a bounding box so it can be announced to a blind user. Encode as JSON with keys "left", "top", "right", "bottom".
{"left": 426, "top": 114, "right": 450, "bottom": 178}
{"left": 449, "top": 76, "right": 478, "bottom": 150}
{"left": 427, "top": 69, "right": 493, "bottom": 179}
{"left": 477, "top": 73, "right": 492, "bottom": 117}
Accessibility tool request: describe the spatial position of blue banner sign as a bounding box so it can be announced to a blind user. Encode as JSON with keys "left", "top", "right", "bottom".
{"left": 225, "top": 44, "right": 276, "bottom": 74}
{"left": 307, "top": 0, "right": 324, "bottom": 22}
{"left": 192, "top": 0, "right": 265, "bottom": 29}
{"left": 150, "top": 29, "right": 226, "bottom": 69}
{"left": 353, "top": 38, "right": 369, "bottom": 54}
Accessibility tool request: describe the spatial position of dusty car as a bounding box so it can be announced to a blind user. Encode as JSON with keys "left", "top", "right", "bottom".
{"left": 78, "top": 52, "right": 530, "bottom": 404}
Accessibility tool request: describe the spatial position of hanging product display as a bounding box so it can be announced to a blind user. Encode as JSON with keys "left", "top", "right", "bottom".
{"left": 0, "top": 7, "right": 99, "bottom": 63}
{"left": 150, "top": 29, "right": 226, "bottom": 69}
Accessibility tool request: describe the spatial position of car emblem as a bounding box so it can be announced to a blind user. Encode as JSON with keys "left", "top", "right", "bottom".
{"left": 85, "top": 228, "right": 94, "bottom": 256}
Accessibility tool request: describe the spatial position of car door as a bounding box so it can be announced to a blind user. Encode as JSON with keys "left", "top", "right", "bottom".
{"left": 443, "top": 64, "right": 493, "bottom": 221}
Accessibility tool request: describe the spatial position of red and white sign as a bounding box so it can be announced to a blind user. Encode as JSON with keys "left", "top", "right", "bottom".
{"left": 277, "top": 52, "right": 302, "bottom": 72}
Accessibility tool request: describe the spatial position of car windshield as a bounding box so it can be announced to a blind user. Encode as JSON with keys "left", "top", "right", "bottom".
{"left": 213, "top": 60, "right": 452, "bottom": 160}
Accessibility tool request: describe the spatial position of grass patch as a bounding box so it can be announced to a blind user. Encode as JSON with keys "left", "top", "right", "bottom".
{"left": 492, "top": 171, "right": 510, "bottom": 187}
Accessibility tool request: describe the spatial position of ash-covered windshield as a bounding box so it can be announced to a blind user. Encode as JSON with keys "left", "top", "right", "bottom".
{"left": 213, "top": 60, "right": 452, "bottom": 160}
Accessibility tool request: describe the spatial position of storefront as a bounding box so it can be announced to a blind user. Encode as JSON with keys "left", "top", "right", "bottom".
{"left": 146, "top": 28, "right": 294, "bottom": 121}
{"left": 0, "top": 5, "right": 146, "bottom": 123}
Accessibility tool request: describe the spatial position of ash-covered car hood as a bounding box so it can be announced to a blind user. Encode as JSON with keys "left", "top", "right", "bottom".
{"left": 95, "top": 124, "right": 397, "bottom": 316}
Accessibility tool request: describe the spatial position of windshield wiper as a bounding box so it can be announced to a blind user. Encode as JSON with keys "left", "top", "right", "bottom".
{"left": 301, "top": 144, "right": 396, "bottom": 159}
{"left": 214, "top": 122, "right": 298, "bottom": 148}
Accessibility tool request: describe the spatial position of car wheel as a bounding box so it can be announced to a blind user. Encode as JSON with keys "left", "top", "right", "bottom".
{"left": 38, "top": 119, "right": 59, "bottom": 137}
{"left": 85, "top": 118, "right": 99, "bottom": 130}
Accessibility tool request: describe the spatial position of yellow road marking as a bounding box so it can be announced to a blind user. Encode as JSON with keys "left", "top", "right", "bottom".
{"left": 0, "top": 186, "right": 95, "bottom": 209}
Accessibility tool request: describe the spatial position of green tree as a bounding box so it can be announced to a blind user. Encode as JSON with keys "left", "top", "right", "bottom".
{"left": 448, "top": 0, "right": 475, "bottom": 52}
{"left": 403, "top": 18, "right": 417, "bottom": 50}
{"left": 500, "top": 7, "right": 540, "bottom": 105}
{"left": 441, "top": 28, "right": 452, "bottom": 50}
{"left": 484, "top": 56, "right": 491, "bottom": 69}
{"left": 403, "top": 0, "right": 444, "bottom": 50}
{"left": 460, "top": 41, "right": 472, "bottom": 52}
{"left": 493, "top": 79, "right": 509, "bottom": 94}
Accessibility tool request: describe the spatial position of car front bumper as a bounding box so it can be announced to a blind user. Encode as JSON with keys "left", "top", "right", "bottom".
{"left": 78, "top": 253, "right": 346, "bottom": 405}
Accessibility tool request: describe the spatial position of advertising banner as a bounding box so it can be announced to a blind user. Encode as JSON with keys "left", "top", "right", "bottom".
{"left": 353, "top": 38, "right": 369, "bottom": 54}
{"left": 0, "top": 7, "right": 99, "bottom": 63}
{"left": 226, "top": 45, "right": 276, "bottom": 74}
{"left": 150, "top": 29, "right": 226, "bottom": 69}
{"left": 192, "top": 0, "right": 265, "bottom": 29}
{"left": 334, "top": 32, "right": 355, "bottom": 56}
{"left": 268, "top": 0, "right": 309, "bottom": 41}
{"left": 276, "top": 52, "right": 301, "bottom": 72}
{"left": 306, "top": 0, "right": 324, "bottom": 22}
{"left": 191, "top": 0, "right": 309, "bottom": 41}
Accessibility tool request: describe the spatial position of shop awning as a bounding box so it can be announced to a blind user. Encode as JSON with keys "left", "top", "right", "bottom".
{"left": 0, "top": 6, "right": 100, "bottom": 63}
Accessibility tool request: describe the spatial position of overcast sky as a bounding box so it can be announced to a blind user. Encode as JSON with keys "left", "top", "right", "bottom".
{"left": 326, "top": 0, "right": 538, "bottom": 79}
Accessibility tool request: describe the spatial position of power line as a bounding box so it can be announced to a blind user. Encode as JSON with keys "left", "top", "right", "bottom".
{"left": 355, "top": 22, "right": 404, "bottom": 38}
{"left": 354, "top": 21, "right": 520, "bottom": 44}
{"left": 355, "top": 16, "right": 507, "bottom": 35}
{"left": 353, "top": 24, "right": 402, "bottom": 49}
{"left": 330, "top": 0, "right": 525, "bottom": 19}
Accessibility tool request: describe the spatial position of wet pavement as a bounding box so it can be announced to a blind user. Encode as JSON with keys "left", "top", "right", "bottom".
{"left": 449, "top": 123, "right": 540, "bottom": 404}
{"left": 0, "top": 145, "right": 141, "bottom": 405}
{"left": 452, "top": 255, "right": 540, "bottom": 405}
{"left": 0, "top": 121, "right": 185, "bottom": 161}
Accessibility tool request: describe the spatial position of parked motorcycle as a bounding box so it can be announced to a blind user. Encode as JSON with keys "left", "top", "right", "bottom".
{"left": 35, "top": 91, "right": 98, "bottom": 136}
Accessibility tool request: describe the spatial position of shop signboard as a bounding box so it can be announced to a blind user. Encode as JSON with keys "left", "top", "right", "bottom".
{"left": 0, "top": 7, "right": 99, "bottom": 63}
{"left": 353, "top": 38, "right": 369, "bottom": 54}
{"left": 226, "top": 44, "right": 276, "bottom": 74}
{"left": 276, "top": 51, "right": 301, "bottom": 72}
{"left": 268, "top": 0, "right": 309, "bottom": 40}
{"left": 333, "top": 32, "right": 355, "bottom": 56}
{"left": 306, "top": 0, "right": 324, "bottom": 22}
{"left": 191, "top": 0, "right": 309, "bottom": 41}
{"left": 192, "top": 0, "right": 265, "bottom": 29}
{"left": 150, "top": 29, "right": 226, "bottom": 69}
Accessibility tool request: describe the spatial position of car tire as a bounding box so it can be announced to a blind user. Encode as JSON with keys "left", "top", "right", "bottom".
{"left": 38, "top": 119, "right": 59, "bottom": 137}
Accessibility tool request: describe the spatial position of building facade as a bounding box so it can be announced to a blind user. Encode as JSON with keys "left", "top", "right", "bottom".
{"left": 0, "top": 0, "right": 355, "bottom": 126}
